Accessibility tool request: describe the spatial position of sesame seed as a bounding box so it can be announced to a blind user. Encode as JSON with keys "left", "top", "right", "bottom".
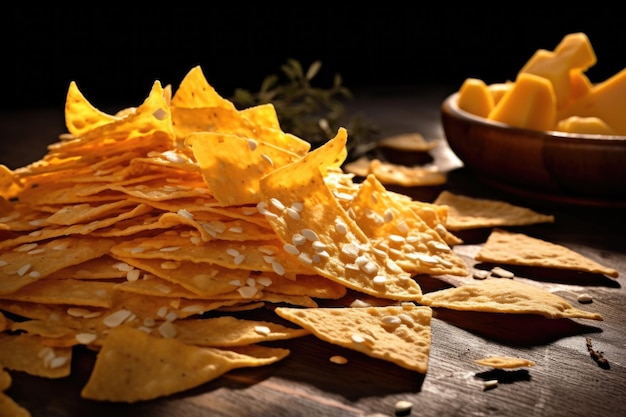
{"left": 228, "top": 226, "right": 243, "bottom": 233}
{"left": 160, "top": 261, "right": 179, "bottom": 270}
{"left": 334, "top": 219, "right": 348, "bottom": 235}
{"left": 16, "top": 264, "right": 31, "bottom": 276}
{"left": 102, "top": 309, "right": 133, "bottom": 327}
{"left": 27, "top": 248, "right": 46, "bottom": 255}
{"left": 238, "top": 285, "right": 259, "bottom": 298}
{"left": 373, "top": 275, "right": 387, "bottom": 285}
{"left": 301, "top": 228, "right": 320, "bottom": 241}
{"left": 158, "top": 321, "right": 178, "bottom": 338}
{"left": 271, "top": 261, "right": 285, "bottom": 275}
{"left": 126, "top": 269, "right": 141, "bottom": 281}
{"left": 247, "top": 138, "right": 258, "bottom": 151}
{"left": 261, "top": 153, "right": 273, "bottom": 166}
{"left": 270, "top": 198, "right": 285, "bottom": 211}
{"left": 388, "top": 234, "right": 405, "bottom": 243}
{"left": 473, "top": 270, "right": 489, "bottom": 280}
{"left": 181, "top": 304, "right": 205, "bottom": 313}
{"left": 233, "top": 254, "right": 246, "bottom": 265}
{"left": 0, "top": 260, "right": 7, "bottom": 267}
{"left": 311, "top": 241, "right": 327, "bottom": 252}
{"left": 397, "top": 221, "right": 409, "bottom": 234}
{"left": 283, "top": 243, "right": 300, "bottom": 255}
{"left": 384, "top": 209, "right": 394, "bottom": 222}
{"left": 297, "top": 252, "right": 313, "bottom": 264}
{"left": 349, "top": 299, "right": 372, "bottom": 307}
{"left": 329, "top": 355, "right": 348, "bottom": 365}
{"left": 48, "top": 355, "right": 69, "bottom": 369}
{"left": 226, "top": 248, "right": 240, "bottom": 257}
{"left": 577, "top": 293, "right": 594, "bottom": 304}
{"left": 254, "top": 325, "right": 271, "bottom": 335}
{"left": 28, "top": 271, "right": 41, "bottom": 278}
{"left": 160, "top": 246, "right": 180, "bottom": 252}
{"left": 262, "top": 255, "right": 275, "bottom": 264}
{"left": 256, "top": 276, "right": 273, "bottom": 286}
{"left": 285, "top": 207, "right": 301, "bottom": 220}
{"left": 292, "top": 233, "right": 307, "bottom": 246}
{"left": 394, "top": 400, "right": 413, "bottom": 416}
{"left": 491, "top": 266, "right": 514, "bottom": 278}
{"left": 381, "top": 315, "right": 401, "bottom": 326}
{"left": 341, "top": 243, "right": 360, "bottom": 259}
{"left": 351, "top": 334, "right": 366, "bottom": 344}
{"left": 75, "top": 333, "right": 97, "bottom": 345}
{"left": 113, "top": 262, "right": 134, "bottom": 272}
{"left": 291, "top": 202, "right": 303, "bottom": 212}
{"left": 15, "top": 243, "right": 38, "bottom": 252}
{"left": 483, "top": 380, "right": 499, "bottom": 390}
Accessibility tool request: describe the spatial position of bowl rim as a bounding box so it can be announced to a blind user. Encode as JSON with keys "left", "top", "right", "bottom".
{"left": 442, "top": 92, "right": 626, "bottom": 143}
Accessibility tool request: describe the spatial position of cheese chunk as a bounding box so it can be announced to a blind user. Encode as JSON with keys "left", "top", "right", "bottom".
{"left": 519, "top": 32, "right": 596, "bottom": 109}
{"left": 557, "top": 116, "right": 618, "bottom": 135}
{"left": 557, "top": 68, "right": 626, "bottom": 135}
{"left": 487, "top": 73, "right": 556, "bottom": 131}
{"left": 457, "top": 78, "right": 494, "bottom": 118}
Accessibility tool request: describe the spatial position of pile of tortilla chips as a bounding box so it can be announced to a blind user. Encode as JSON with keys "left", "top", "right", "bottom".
{"left": 0, "top": 66, "right": 618, "bottom": 411}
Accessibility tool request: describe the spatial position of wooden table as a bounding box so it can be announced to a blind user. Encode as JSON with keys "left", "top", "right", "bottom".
{"left": 1, "top": 85, "right": 625, "bottom": 417}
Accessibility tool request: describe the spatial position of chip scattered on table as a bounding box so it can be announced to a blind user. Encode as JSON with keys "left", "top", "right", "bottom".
{"left": 420, "top": 278, "right": 603, "bottom": 320}
{"left": 433, "top": 191, "right": 555, "bottom": 231}
{"left": 474, "top": 356, "right": 536, "bottom": 369}
{"left": 476, "top": 228, "right": 619, "bottom": 278}
{"left": 275, "top": 304, "right": 433, "bottom": 373}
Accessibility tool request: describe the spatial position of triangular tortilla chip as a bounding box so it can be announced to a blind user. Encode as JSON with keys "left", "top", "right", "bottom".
{"left": 476, "top": 228, "right": 618, "bottom": 278}
{"left": 474, "top": 356, "right": 536, "bottom": 369}
{"left": 433, "top": 191, "right": 555, "bottom": 231}
{"left": 420, "top": 278, "right": 603, "bottom": 320}
{"left": 275, "top": 304, "right": 432, "bottom": 373}
{"left": 81, "top": 325, "right": 289, "bottom": 402}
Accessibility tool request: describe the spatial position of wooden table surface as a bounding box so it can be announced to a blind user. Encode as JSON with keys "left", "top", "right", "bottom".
{"left": 1, "top": 85, "right": 625, "bottom": 417}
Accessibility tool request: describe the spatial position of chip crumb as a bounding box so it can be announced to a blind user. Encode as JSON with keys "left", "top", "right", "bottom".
{"left": 329, "top": 355, "right": 348, "bottom": 365}
{"left": 473, "top": 269, "right": 489, "bottom": 280}
{"left": 394, "top": 399, "right": 413, "bottom": 416}
{"left": 490, "top": 266, "right": 514, "bottom": 278}
{"left": 577, "top": 293, "right": 593, "bottom": 304}
{"left": 483, "top": 379, "right": 498, "bottom": 390}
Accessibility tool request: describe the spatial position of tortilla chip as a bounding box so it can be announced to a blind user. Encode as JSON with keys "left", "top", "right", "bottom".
{"left": 433, "top": 191, "right": 555, "bottom": 231}
{"left": 474, "top": 356, "right": 536, "bottom": 369}
{"left": 275, "top": 304, "right": 432, "bottom": 373}
{"left": 0, "top": 333, "right": 72, "bottom": 378}
{"left": 81, "top": 325, "right": 288, "bottom": 402}
{"left": 476, "top": 228, "right": 619, "bottom": 278}
{"left": 420, "top": 278, "right": 603, "bottom": 320}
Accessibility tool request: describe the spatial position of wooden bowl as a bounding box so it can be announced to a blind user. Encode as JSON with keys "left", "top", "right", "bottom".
{"left": 440, "top": 92, "right": 626, "bottom": 205}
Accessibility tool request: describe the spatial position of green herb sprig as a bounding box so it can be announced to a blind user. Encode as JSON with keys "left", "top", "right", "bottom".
{"left": 230, "top": 59, "right": 378, "bottom": 154}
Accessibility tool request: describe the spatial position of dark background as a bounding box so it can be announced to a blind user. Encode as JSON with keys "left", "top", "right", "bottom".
{"left": 3, "top": 4, "right": 625, "bottom": 112}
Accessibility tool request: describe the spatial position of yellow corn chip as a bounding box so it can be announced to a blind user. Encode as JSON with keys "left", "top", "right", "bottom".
{"left": 433, "top": 191, "right": 555, "bottom": 231}
{"left": 0, "top": 236, "right": 118, "bottom": 294}
{"left": 275, "top": 304, "right": 432, "bottom": 373}
{"left": 420, "top": 278, "right": 603, "bottom": 320}
{"left": 0, "top": 333, "right": 71, "bottom": 378}
{"left": 474, "top": 356, "right": 536, "bottom": 369}
{"left": 349, "top": 174, "right": 468, "bottom": 276}
{"left": 64, "top": 80, "right": 121, "bottom": 138}
{"left": 81, "top": 325, "right": 288, "bottom": 402}
{"left": 476, "top": 228, "right": 619, "bottom": 278}
{"left": 171, "top": 316, "right": 310, "bottom": 347}
{"left": 259, "top": 132, "right": 422, "bottom": 301}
